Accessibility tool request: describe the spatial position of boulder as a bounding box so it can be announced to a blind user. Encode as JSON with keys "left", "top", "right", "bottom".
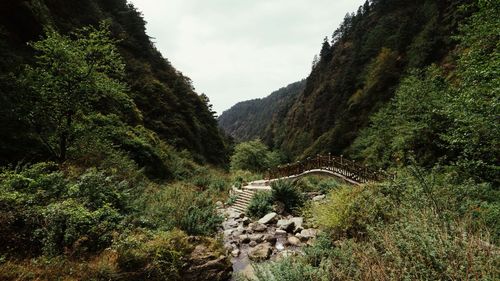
{"left": 258, "top": 212, "right": 278, "bottom": 224}
{"left": 277, "top": 219, "right": 295, "bottom": 233}
{"left": 300, "top": 229, "right": 318, "bottom": 240}
{"left": 239, "top": 234, "right": 250, "bottom": 244}
{"left": 251, "top": 223, "right": 267, "bottom": 232}
{"left": 275, "top": 229, "right": 287, "bottom": 236}
{"left": 248, "top": 243, "right": 272, "bottom": 261}
{"left": 249, "top": 241, "right": 257, "bottom": 247}
{"left": 287, "top": 236, "right": 301, "bottom": 246}
{"left": 290, "top": 217, "right": 303, "bottom": 232}
{"left": 183, "top": 244, "right": 232, "bottom": 281}
{"left": 248, "top": 234, "right": 264, "bottom": 243}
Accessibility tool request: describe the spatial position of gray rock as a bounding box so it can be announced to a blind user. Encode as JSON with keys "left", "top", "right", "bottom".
{"left": 300, "top": 229, "right": 318, "bottom": 239}
{"left": 248, "top": 243, "right": 272, "bottom": 261}
{"left": 231, "top": 249, "right": 240, "bottom": 257}
{"left": 290, "top": 217, "right": 303, "bottom": 232}
{"left": 251, "top": 223, "right": 267, "bottom": 232}
{"left": 216, "top": 201, "right": 224, "bottom": 208}
{"left": 277, "top": 219, "right": 295, "bottom": 232}
{"left": 249, "top": 241, "right": 257, "bottom": 247}
{"left": 239, "top": 234, "right": 250, "bottom": 244}
{"left": 258, "top": 212, "right": 278, "bottom": 224}
{"left": 287, "top": 236, "right": 301, "bottom": 246}
{"left": 248, "top": 234, "right": 264, "bottom": 243}
{"left": 275, "top": 229, "right": 287, "bottom": 236}
{"left": 312, "top": 195, "right": 326, "bottom": 201}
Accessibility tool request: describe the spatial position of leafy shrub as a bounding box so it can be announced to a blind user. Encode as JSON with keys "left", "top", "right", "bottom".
{"left": 143, "top": 184, "right": 223, "bottom": 236}
{"left": 247, "top": 191, "right": 273, "bottom": 219}
{"left": 271, "top": 180, "right": 304, "bottom": 214}
{"left": 252, "top": 257, "right": 329, "bottom": 281}
{"left": 230, "top": 140, "right": 275, "bottom": 173}
{"left": 40, "top": 200, "right": 122, "bottom": 256}
{"left": 311, "top": 184, "right": 393, "bottom": 238}
{"left": 115, "top": 229, "right": 192, "bottom": 281}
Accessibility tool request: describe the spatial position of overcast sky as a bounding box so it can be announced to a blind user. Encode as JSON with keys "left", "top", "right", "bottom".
{"left": 128, "top": 0, "right": 366, "bottom": 114}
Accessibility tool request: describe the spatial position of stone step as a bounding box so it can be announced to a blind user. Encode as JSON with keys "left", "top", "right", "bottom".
{"left": 231, "top": 205, "right": 246, "bottom": 212}
{"left": 235, "top": 197, "right": 252, "bottom": 203}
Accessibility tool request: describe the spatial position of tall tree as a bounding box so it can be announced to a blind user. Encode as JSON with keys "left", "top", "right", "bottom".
{"left": 20, "top": 23, "right": 134, "bottom": 162}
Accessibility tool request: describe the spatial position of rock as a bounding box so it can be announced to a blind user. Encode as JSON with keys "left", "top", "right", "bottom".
{"left": 264, "top": 235, "right": 277, "bottom": 245}
{"left": 239, "top": 213, "right": 246, "bottom": 218}
{"left": 251, "top": 223, "right": 267, "bottom": 232}
{"left": 248, "top": 234, "right": 264, "bottom": 243}
{"left": 275, "top": 242, "right": 285, "bottom": 251}
{"left": 290, "top": 217, "right": 303, "bottom": 232}
{"left": 275, "top": 229, "right": 287, "bottom": 236}
{"left": 287, "top": 236, "right": 301, "bottom": 246}
{"left": 228, "top": 211, "right": 242, "bottom": 219}
{"left": 249, "top": 241, "right": 257, "bottom": 247}
{"left": 248, "top": 243, "right": 272, "bottom": 261}
{"left": 183, "top": 244, "right": 232, "bottom": 281}
{"left": 239, "top": 234, "right": 250, "bottom": 244}
{"left": 215, "top": 201, "right": 224, "bottom": 208}
{"left": 276, "top": 250, "right": 297, "bottom": 260}
{"left": 258, "top": 212, "right": 278, "bottom": 224}
{"left": 231, "top": 249, "right": 240, "bottom": 257}
{"left": 223, "top": 229, "right": 234, "bottom": 237}
{"left": 241, "top": 217, "right": 250, "bottom": 226}
{"left": 300, "top": 229, "right": 318, "bottom": 240}
{"left": 277, "top": 219, "right": 295, "bottom": 233}
{"left": 312, "top": 195, "right": 326, "bottom": 201}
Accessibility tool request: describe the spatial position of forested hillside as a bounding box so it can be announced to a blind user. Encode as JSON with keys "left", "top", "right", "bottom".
{"left": 232, "top": 0, "right": 472, "bottom": 160}
{"left": 0, "top": 0, "right": 228, "bottom": 166}
{"left": 218, "top": 80, "right": 305, "bottom": 143}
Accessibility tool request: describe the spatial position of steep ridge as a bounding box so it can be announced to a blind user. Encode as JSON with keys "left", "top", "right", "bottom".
{"left": 218, "top": 80, "right": 305, "bottom": 144}
{"left": 0, "top": 0, "right": 228, "bottom": 165}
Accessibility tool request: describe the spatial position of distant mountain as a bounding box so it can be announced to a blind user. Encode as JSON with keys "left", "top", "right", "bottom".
{"left": 218, "top": 80, "right": 305, "bottom": 144}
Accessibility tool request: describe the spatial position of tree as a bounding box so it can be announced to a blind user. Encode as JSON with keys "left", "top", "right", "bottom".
{"left": 230, "top": 140, "right": 275, "bottom": 173}
{"left": 319, "top": 36, "right": 332, "bottom": 62}
{"left": 20, "top": 23, "right": 133, "bottom": 162}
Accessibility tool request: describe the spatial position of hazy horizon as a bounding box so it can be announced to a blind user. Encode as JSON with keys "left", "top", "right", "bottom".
{"left": 128, "top": 0, "right": 366, "bottom": 114}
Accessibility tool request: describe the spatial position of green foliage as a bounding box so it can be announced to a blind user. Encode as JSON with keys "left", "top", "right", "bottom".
{"left": 142, "top": 184, "right": 223, "bottom": 236}
{"left": 19, "top": 23, "right": 134, "bottom": 162}
{"left": 115, "top": 229, "right": 192, "bottom": 281}
{"left": 218, "top": 80, "right": 305, "bottom": 144}
{"left": 230, "top": 140, "right": 276, "bottom": 173}
{"left": 246, "top": 191, "right": 273, "bottom": 219}
{"left": 271, "top": 180, "right": 304, "bottom": 214}
{"left": 352, "top": 1, "right": 498, "bottom": 183}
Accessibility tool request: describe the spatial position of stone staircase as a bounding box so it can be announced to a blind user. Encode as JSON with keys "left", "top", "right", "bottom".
{"left": 230, "top": 188, "right": 257, "bottom": 213}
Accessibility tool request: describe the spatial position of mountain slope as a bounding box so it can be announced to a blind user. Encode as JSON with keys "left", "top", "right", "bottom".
{"left": 218, "top": 80, "right": 305, "bottom": 143}
{"left": 274, "top": 0, "right": 471, "bottom": 158}
{"left": 0, "top": 0, "right": 228, "bottom": 165}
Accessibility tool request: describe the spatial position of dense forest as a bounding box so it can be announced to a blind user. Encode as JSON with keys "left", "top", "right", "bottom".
{"left": 218, "top": 80, "right": 305, "bottom": 144}
{"left": 0, "top": 0, "right": 229, "bottom": 167}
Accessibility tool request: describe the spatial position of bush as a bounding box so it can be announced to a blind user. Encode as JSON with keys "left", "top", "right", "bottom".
{"left": 271, "top": 180, "right": 304, "bottom": 214}
{"left": 247, "top": 191, "right": 273, "bottom": 219}
{"left": 115, "top": 229, "right": 192, "bottom": 281}
{"left": 143, "top": 184, "right": 223, "bottom": 236}
{"left": 230, "top": 140, "right": 275, "bottom": 173}
{"left": 311, "top": 183, "right": 393, "bottom": 238}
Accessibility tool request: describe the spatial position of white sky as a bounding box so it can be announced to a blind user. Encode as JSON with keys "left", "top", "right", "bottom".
{"left": 128, "top": 0, "right": 366, "bottom": 114}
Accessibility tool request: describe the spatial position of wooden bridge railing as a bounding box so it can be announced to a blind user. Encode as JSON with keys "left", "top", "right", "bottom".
{"left": 266, "top": 154, "right": 388, "bottom": 184}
